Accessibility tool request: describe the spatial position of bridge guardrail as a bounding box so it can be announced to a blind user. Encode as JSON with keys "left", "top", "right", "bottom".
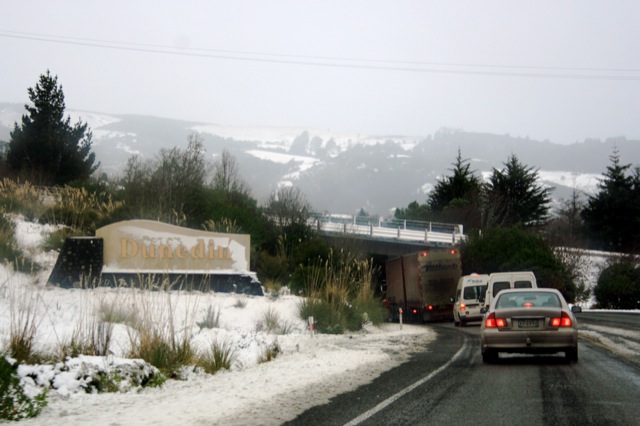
{"left": 310, "top": 213, "right": 464, "bottom": 246}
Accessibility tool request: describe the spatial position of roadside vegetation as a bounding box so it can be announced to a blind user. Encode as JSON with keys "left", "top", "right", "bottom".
{"left": 1, "top": 69, "right": 639, "bottom": 420}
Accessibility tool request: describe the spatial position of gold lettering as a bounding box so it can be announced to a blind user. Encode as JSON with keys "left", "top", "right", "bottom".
{"left": 208, "top": 240, "right": 216, "bottom": 259}
{"left": 176, "top": 245, "right": 188, "bottom": 259}
{"left": 159, "top": 244, "right": 173, "bottom": 259}
{"left": 141, "top": 244, "right": 156, "bottom": 258}
{"left": 121, "top": 239, "right": 138, "bottom": 258}
{"left": 190, "top": 239, "right": 205, "bottom": 259}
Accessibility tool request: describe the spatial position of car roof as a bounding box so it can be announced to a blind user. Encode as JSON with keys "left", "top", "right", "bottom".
{"left": 496, "top": 288, "right": 561, "bottom": 295}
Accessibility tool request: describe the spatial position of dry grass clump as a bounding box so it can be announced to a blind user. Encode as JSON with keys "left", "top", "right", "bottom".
{"left": 6, "top": 283, "right": 47, "bottom": 363}
{"left": 197, "top": 304, "right": 221, "bottom": 330}
{"left": 196, "top": 339, "right": 237, "bottom": 374}
{"left": 256, "top": 307, "right": 293, "bottom": 335}
{"left": 299, "top": 250, "right": 386, "bottom": 334}
{"left": 125, "top": 287, "right": 200, "bottom": 377}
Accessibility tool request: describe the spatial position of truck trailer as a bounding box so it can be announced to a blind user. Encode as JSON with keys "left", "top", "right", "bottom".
{"left": 385, "top": 249, "right": 462, "bottom": 323}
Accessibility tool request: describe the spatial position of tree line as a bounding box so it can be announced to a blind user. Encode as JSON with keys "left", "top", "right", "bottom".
{"left": 1, "top": 70, "right": 638, "bottom": 307}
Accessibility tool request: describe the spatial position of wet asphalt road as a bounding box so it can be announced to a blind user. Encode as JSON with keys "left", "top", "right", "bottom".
{"left": 285, "top": 317, "right": 640, "bottom": 426}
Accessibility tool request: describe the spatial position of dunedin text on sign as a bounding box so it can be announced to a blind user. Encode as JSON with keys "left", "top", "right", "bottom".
{"left": 120, "top": 238, "right": 231, "bottom": 260}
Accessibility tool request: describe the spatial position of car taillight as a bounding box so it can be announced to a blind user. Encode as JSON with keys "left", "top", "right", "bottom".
{"left": 427, "top": 305, "right": 433, "bottom": 311}
{"left": 412, "top": 308, "right": 418, "bottom": 315}
{"left": 550, "top": 312, "right": 572, "bottom": 327}
{"left": 460, "top": 303, "right": 466, "bottom": 311}
{"left": 485, "top": 312, "right": 506, "bottom": 328}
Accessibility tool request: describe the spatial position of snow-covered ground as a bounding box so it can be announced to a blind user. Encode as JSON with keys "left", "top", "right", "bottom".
{"left": 1, "top": 218, "right": 434, "bottom": 425}
{"left": 1, "top": 217, "right": 638, "bottom": 425}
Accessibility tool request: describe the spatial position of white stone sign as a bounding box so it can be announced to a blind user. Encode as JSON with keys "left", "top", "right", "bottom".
{"left": 96, "top": 220, "right": 251, "bottom": 273}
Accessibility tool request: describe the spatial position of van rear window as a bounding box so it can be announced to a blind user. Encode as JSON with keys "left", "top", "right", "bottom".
{"left": 514, "top": 281, "right": 533, "bottom": 288}
{"left": 493, "top": 281, "right": 510, "bottom": 297}
{"left": 463, "top": 285, "right": 487, "bottom": 300}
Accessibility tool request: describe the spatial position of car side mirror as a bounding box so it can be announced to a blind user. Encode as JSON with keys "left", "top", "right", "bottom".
{"left": 480, "top": 307, "right": 487, "bottom": 314}
{"left": 571, "top": 305, "right": 582, "bottom": 314}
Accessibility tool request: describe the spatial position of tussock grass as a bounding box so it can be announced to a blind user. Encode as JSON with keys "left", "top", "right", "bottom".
{"left": 299, "top": 249, "right": 386, "bottom": 334}
{"left": 197, "top": 339, "right": 237, "bottom": 374}
{"left": 258, "top": 341, "right": 280, "bottom": 364}
{"left": 197, "top": 304, "right": 221, "bottom": 330}
{"left": 126, "top": 287, "right": 200, "bottom": 377}
{"left": 233, "top": 296, "right": 247, "bottom": 308}
{"left": 256, "top": 307, "right": 294, "bottom": 335}
{"left": 7, "top": 283, "right": 47, "bottom": 363}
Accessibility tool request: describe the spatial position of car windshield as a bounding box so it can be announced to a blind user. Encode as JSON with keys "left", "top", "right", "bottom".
{"left": 495, "top": 291, "right": 561, "bottom": 309}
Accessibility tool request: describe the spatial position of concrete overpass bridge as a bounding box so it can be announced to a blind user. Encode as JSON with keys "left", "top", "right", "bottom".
{"left": 310, "top": 213, "right": 465, "bottom": 258}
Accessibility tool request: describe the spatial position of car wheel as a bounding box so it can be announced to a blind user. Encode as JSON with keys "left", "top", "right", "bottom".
{"left": 482, "top": 349, "right": 498, "bottom": 364}
{"left": 565, "top": 347, "right": 578, "bottom": 363}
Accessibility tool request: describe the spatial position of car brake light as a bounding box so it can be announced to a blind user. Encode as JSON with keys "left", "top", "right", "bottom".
{"left": 550, "top": 312, "right": 572, "bottom": 327}
{"left": 485, "top": 312, "right": 506, "bottom": 328}
{"left": 412, "top": 308, "right": 418, "bottom": 315}
{"left": 485, "top": 312, "right": 496, "bottom": 328}
{"left": 427, "top": 305, "right": 433, "bottom": 311}
{"left": 460, "top": 303, "right": 466, "bottom": 311}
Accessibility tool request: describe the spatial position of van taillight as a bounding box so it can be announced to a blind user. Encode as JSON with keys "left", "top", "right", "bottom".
{"left": 460, "top": 303, "right": 466, "bottom": 311}
{"left": 550, "top": 312, "right": 572, "bottom": 327}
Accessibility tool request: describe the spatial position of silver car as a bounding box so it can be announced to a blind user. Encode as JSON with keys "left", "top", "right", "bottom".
{"left": 480, "top": 288, "right": 581, "bottom": 363}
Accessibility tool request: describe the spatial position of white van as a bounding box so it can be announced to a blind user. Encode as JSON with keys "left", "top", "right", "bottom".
{"left": 483, "top": 271, "right": 537, "bottom": 308}
{"left": 452, "top": 274, "right": 489, "bottom": 326}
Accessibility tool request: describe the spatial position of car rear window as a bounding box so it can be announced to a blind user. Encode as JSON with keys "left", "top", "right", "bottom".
{"left": 514, "top": 280, "right": 533, "bottom": 288}
{"left": 496, "top": 292, "right": 561, "bottom": 308}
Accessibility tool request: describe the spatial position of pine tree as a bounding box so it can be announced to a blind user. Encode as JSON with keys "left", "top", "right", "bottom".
{"left": 427, "top": 149, "right": 483, "bottom": 230}
{"left": 582, "top": 148, "right": 639, "bottom": 252}
{"left": 6, "top": 70, "right": 98, "bottom": 185}
{"left": 428, "top": 149, "right": 482, "bottom": 211}
{"left": 484, "top": 154, "right": 551, "bottom": 227}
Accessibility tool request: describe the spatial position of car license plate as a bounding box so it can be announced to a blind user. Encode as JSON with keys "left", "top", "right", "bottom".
{"left": 518, "top": 319, "right": 538, "bottom": 328}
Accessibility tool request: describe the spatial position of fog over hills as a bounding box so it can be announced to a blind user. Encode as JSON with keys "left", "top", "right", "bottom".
{"left": 2, "top": 102, "right": 638, "bottom": 216}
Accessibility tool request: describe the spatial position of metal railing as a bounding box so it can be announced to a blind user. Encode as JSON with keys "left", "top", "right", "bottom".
{"left": 310, "top": 213, "right": 465, "bottom": 246}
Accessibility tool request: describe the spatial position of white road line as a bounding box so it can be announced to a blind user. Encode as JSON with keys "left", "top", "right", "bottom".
{"left": 344, "top": 336, "right": 469, "bottom": 426}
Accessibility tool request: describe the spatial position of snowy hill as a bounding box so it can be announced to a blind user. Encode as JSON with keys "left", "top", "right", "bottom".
{"left": 2, "top": 102, "right": 638, "bottom": 215}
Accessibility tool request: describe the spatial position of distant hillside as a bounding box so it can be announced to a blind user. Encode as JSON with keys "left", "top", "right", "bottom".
{"left": 2, "top": 102, "right": 639, "bottom": 215}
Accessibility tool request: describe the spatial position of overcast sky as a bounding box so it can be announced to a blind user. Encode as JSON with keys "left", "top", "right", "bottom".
{"left": 2, "top": 1, "right": 640, "bottom": 144}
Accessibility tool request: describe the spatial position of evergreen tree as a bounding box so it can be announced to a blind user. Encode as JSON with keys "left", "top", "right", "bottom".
{"left": 545, "top": 188, "right": 587, "bottom": 248}
{"left": 484, "top": 154, "right": 551, "bottom": 227}
{"left": 428, "top": 149, "right": 482, "bottom": 230}
{"left": 6, "top": 70, "right": 98, "bottom": 185}
{"left": 428, "top": 149, "right": 482, "bottom": 211}
{"left": 582, "top": 149, "right": 640, "bottom": 252}
{"left": 394, "top": 200, "right": 432, "bottom": 222}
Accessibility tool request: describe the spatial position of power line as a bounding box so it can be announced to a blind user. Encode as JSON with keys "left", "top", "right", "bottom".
{"left": 2, "top": 29, "right": 640, "bottom": 81}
